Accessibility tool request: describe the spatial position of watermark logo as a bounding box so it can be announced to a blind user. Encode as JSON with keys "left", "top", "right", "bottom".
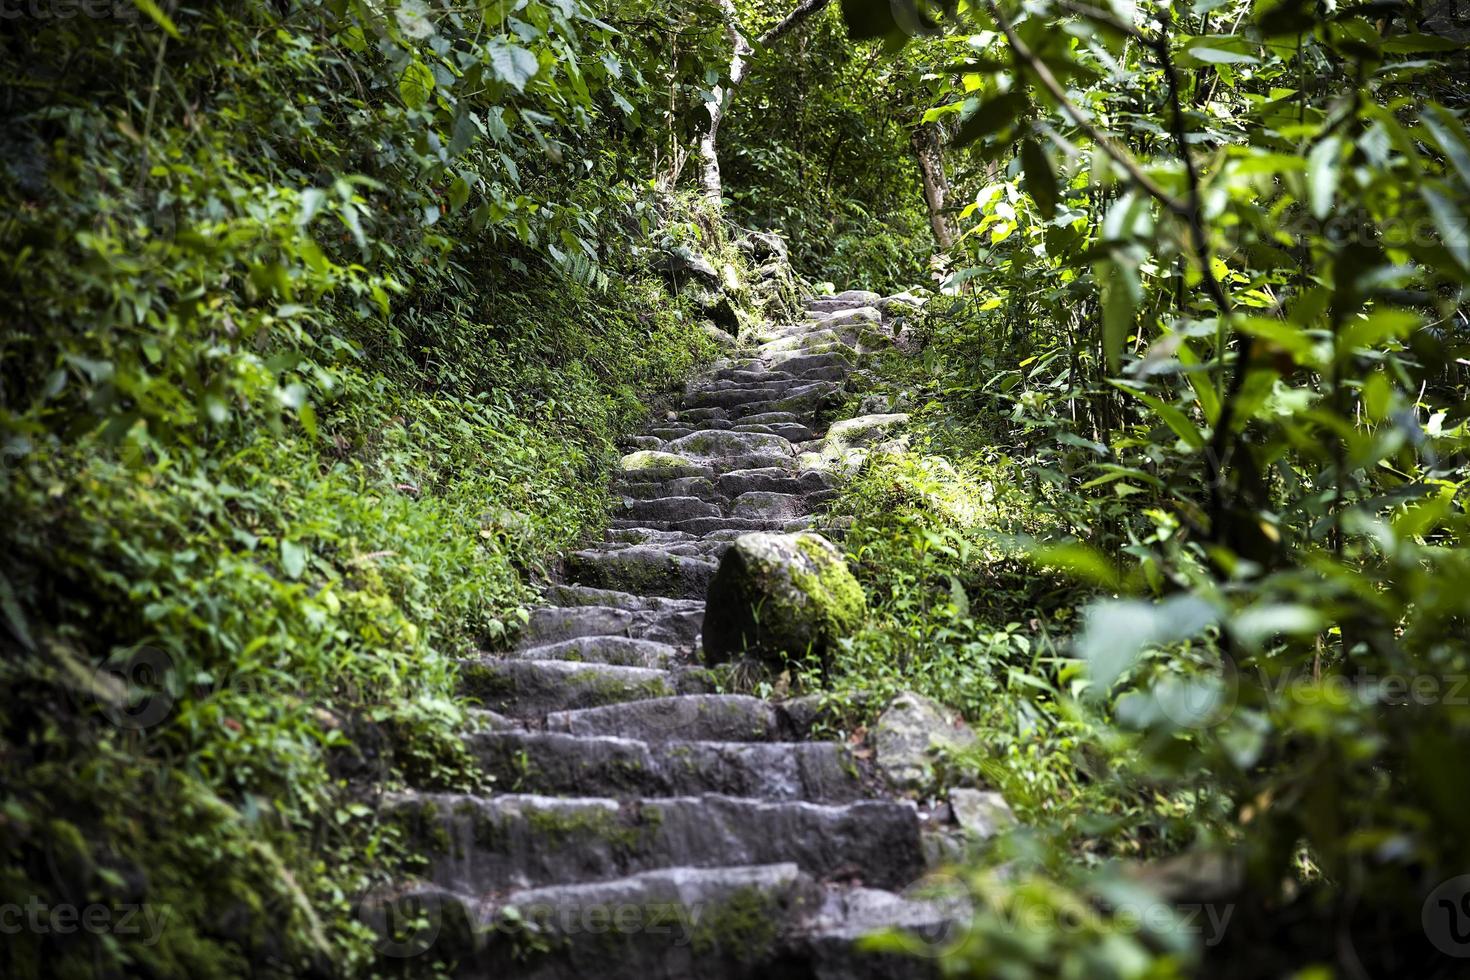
{"left": 92, "top": 644, "right": 176, "bottom": 730}
{"left": 1423, "top": 875, "right": 1470, "bottom": 958}
{"left": 0, "top": 899, "right": 170, "bottom": 945}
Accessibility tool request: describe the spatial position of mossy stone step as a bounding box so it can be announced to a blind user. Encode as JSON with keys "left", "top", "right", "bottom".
{"left": 713, "top": 467, "right": 819, "bottom": 498}
{"left": 365, "top": 865, "right": 820, "bottom": 979}
{"left": 566, "top": 546, "right": 720, "bottom": 599}
{"left": 465, "top": 731, "right": 865, "bottom": 802}
{"left": 612, "top": 496, "right": 724, "bottom": 525}
{"left": 456, "top": 658, "right": 713, "bottom": 716}
{"left": 516, "top": 604, "right": 703, "bottom": 654}
{"left": 613, "top": 476, "right": 722, "bottom": 502}
{"left": 388, "top": 791, "right": 925, "bottom": 892}
{"left": 545, "top": 694, "right": 791, "bottom": 742}
{"left": 504, "top": 636, "right": 680, "bottom": 669}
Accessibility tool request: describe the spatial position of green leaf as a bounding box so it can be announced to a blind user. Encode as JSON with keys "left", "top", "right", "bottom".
{"left": 1422, "top": 106, "right": 1470, "bottom": 190}
{"left": 132, "top": 0, "right": 182, "bottom": 39}
{"left": 1307, "top": 136, "right": 1340, "bottom": 220}
{"left": 1187, "top": 46, "right": 1260, "bottom": 65}
{"left": 1099, "top": 254, "right": 1141, "bottom": 374}
{"left": 399, "top": 58, "right": 435, "bottom": 110}
{"left": 1421, "top": 183, "right": 1470, "bottom": 270}
{"left": 1021, "top": 138, "right": 1058, "bottom": 219}
{"left": 488, "top": 40, "right": 540, "bottom": 93}
{"left": 1109, "top": 381, "right": 1207, "bottom": 449}
{"left": 280, "top": 540, "right": 308, "bottom": 580}
{"left": 952, "top": 91, "right": 1027, "bottom": 147}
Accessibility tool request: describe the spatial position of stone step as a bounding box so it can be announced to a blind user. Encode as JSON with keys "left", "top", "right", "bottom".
{"left": 537, "top": 584, "right": 703, "bottom": 613}
{"left": 716, "top": 467, "right": 832, "bottom": 498}
{"left": 734, "top": 422, "right": 817, "bottom": 443}
{"left": 390, "top": 792, "right": 925, "bottom": 892}
{"left": 670, "top": 515, "right": 813, "bottom": 536}
{"left": 504, "top": 636, "right": 680, "bottom": 669}
{"left": 517, "top": 602, "right": 704, "bottom": 649}
{"left": 545, "top": 694, "right": 792, "bottom": 742}
{"left": 729, "top": 491, "right": 808, "bottom": 521}
{"left": 613, "top": 476, "right": 722, "bottom": 503}
{"left": 585, "top": 538, "right": 729, "bottom": 560}
{"left": 756, "top": 330, "right": 852, "bottom": 358}
{"left": 362, "top": 868, "right": 946, "bottom": 979}
{"left": 456, "top": 658, "right": 713, "bottom": 717}
{"left": 607, "top": 516, "right": 780, "bottom": 537}
{"left": 612, "top": 496, "right": 724, "bottom": 525}
{"left": 565, "top": 547, "right": 719, "bottom": 599}
{"left": 466, "top": 731, "right": 865, "bottom": 802}
{"left": 737, "top": 411, "right": 802, "bottom": 426}
{"left": 664, "top": 429, "right": 796, "bottom": 460}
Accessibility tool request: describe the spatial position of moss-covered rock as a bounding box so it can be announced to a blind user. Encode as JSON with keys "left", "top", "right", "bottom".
{"left": 700, "top": 532, "right": 866, "bottom": 672}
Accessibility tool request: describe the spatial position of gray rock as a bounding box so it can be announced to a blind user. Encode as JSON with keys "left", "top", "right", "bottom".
{"left": 665, "top": 429, "right": 795, "bottom": 460}
{"left": 873, "top": 692, "right": 977, "bottom": 793}
{"left": 701, "top": 532, "right": 866, "bottom": 672}
{"left": 948, "top": 788, "right": 1015, "bottom": 839}
{"left": 655, "top": 247, "right": 720, "bottom": 287}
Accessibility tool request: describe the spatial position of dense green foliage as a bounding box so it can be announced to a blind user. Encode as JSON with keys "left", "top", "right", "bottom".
{"left": 0, "top": 2, "right": 730, "bottom": 974}
{"left": 813, "top": 1, "right": 1470, "bottom": 976}
{"left": 3, "top": 0, "right": 1468, "bottom": 977}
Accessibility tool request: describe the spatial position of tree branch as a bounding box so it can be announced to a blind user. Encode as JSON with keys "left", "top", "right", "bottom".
{"left": 758, "top": 0, "right": 834, "bottom": 46}
{"left": 983, "top": 0, "right": 1186, "bottom": 215}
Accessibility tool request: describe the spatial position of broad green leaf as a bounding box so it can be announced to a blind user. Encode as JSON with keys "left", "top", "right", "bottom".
{"left": 1421, "top": 183, "right": 1470, "bottom": 269}
{"left": 1307, "top": 136, "right": 1340, "bottom": 220}
{"left": 1422, "top": 105, "right": 1470, "bottom": 190}
{"left": 399, "top": 58, "right": 435, "bottom": 110}
{"left": 488, "top": 40, "right": 540, "bottom": 93}
{"left": 1021, "top": 138, "right": 1059, "bottom": 219}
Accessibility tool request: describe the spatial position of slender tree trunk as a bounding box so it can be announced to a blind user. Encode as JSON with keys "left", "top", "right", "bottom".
{"left": 910, "top": 121, "right": 955, "bottom": 251}
{"left": 699, "top": 0, "right": 832, "bottom": 205}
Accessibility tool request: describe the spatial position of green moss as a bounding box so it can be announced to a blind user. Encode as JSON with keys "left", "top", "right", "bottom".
{"left": 689, "top": 886, "right": 782, "bottom": 961}
{"left": 792, "top": 533, "right": 867, "bottom": 635}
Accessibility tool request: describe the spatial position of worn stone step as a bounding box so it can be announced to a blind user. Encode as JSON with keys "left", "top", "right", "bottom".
{"left": 363, "top": 869, "right": 946, "bottom": 980}
{"left": 566, "top": 547, "right": 719, "bottom": 599}
{"left": 716, "top": 467, "right": 830, "bottom": 498}
{"left": 618, "top": 451, "right": 715, "bottom": 480}
{"left": 456, "top": 658, "right": 713, "bottom": 716}
{"left": 538, "top": 583, "right": 703, "bottom": 612}
{"left": 466, "top": 731, "right": 865, "bottom": 802}
{"left": 757, "top": 330, "right": 853, "bottom": 358}
{"left": 737, "top": 411, "right": 802, "bottom": 426}
{"left": 504, "top": 636, "right": 680, "bottom": 669}
{"left": 672, "top": 514, "right": 816, "bottom": 535}
{"left": 586, "top": 538, "right": 729, "bottom": 560}
{"left": 729, "top": 491, "right": 808, "bottom": 521}
{"left": 613, "top": 496, "right": 723, "bottom": 524}
{"left": 545, "top": 694, "right": 792, "bottom": 742}
{"left": 734, "top": 422, "right": 817, "bottom": 442}
{"left": 613, "top": 476, "right": 722, "bottom": 503}
{"left": 517, "top": 604, "right": 702, "bottom": 651}
{"left": 664, "top": 429, "right": 796, "bottom": 460}
{"left": 377, "top": 866, "right": 814, "bottom": 979}
{"left": 711, "top": 368, "right": 800, "bottom": 385}
{"left": 390, "top": 792, "right": 925, "bottom": 892}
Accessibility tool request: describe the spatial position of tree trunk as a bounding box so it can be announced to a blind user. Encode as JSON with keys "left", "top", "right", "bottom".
{"left": 911, "top": 121, "right": 955, "bottom": 251}
{"left": 698, "top": 0, "right": 832, "bottom": 205}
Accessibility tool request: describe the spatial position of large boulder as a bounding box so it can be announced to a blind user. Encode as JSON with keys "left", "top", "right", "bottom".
{"left": 701, "top": 532, "right": 866, "bottom": 671}
{"left": 873, "top": 692, "right": 977, "bottom": 793}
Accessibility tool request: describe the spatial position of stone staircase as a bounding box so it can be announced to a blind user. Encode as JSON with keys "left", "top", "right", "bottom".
{"left": 375, "top": 291, "right": 958, "bottom": 978}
